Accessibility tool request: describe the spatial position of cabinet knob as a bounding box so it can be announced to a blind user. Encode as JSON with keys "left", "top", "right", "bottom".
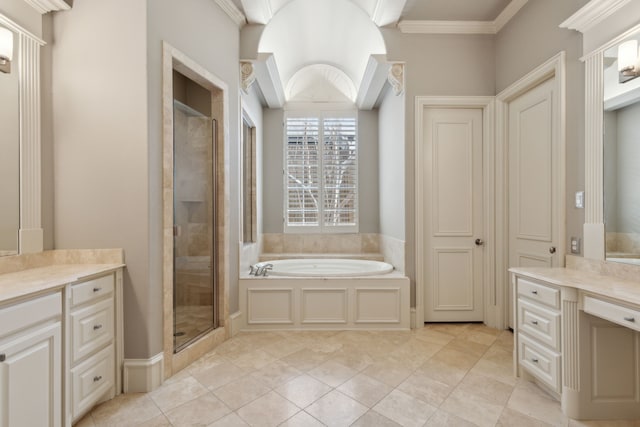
{"left": 624, "top": 316, "right": 636, "bottom": 323}
{"left": 531, "top": 320, "right": 538, "bottom": 325}
{"left": 93, "top": 375, "right": 102, "bottom": 382}
{"left": 93, "top": 287, "right": 102, "bottom": 293}
{"left": 531, "top": 290, "right": 538, "bottom": 295}
{"left": 93, "top": 324, "right": 103, "bottom": 331}
{"left": 0, "top": 354, "right": 5, "bottom": 362}
{"left": 531, "top": 358, "right": 539, "bottom": 363}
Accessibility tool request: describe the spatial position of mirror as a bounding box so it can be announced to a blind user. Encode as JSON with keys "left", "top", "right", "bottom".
{"left": 0, "top": 25, "right": 19, "bottom": 256}
{"left": 603, "top": 33, "right": 640, "bottom": 265}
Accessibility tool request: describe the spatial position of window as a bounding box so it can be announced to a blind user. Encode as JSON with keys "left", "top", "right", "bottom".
{"left": 284, "top": 112, "right": 358, "bottom": 233}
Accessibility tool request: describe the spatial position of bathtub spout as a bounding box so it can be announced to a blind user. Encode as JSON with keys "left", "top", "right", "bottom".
{"left": 257, "top": 263, "right": 273, "bottom": 276}
{"left": 249, "top": 265, "right": 258, "bottom": 276}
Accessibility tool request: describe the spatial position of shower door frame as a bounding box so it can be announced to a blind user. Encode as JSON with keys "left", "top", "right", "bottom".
{"left": 161, "top": 42, "right": 230, "bottom": 380}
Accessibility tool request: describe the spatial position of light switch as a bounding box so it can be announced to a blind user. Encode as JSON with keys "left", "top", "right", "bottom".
{"left": 575, "top": 191, "right": 585, "bottom": 209}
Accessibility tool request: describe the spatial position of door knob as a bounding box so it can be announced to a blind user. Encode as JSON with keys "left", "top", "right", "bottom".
{"left": 475, "top": 239, "right": 484, "bottom": 246}
{"left": 549, "top": 246, "right": 556, "bottom": 254}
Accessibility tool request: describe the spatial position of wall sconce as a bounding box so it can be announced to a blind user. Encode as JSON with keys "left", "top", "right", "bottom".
{"left": 0, "top": 26, "right": 13, "bottom": 74}
{"left": 618, "top": 39, "right": 640, "bottom": 83}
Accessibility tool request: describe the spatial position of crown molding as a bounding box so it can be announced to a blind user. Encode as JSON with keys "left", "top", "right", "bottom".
{"left": 398, "top": 20, "right": 496, "bottom": 34}
{"left": 494, "top": 0, "right": 528, "bottom": 32}
{"left": 22, "top": 0, "right": 70, "bottom": 14}
{"left": 240, "top": 0, "right": 272, "bottom": 25}
{"left": 398, "top": 0, "right": 529, "bottom": 35}
{"left": 214, "top": 0, "right": 247, "bottom": 27}
{"left": 560, "top": 0, "right": 632, "bottom": 33}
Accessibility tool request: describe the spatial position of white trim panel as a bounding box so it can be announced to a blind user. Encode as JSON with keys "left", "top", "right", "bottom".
{"left": 123, "top": 353, "right": 164, "bottom": 393}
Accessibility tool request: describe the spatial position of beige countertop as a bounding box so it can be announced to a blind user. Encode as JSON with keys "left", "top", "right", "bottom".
{"left": 510, "top": 267, "right": 640, "bottom": 307}
{"left": 0, "top": 263, "right": 124, "bottom": 305}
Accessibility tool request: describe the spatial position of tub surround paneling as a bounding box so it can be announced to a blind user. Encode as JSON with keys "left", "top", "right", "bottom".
{"left": 239, "top": 273, "right": 410, "bottom": 331}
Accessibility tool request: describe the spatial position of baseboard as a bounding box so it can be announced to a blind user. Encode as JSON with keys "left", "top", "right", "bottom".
{"left": 410, "top": 307, "right": 417, "bottom": 329}
{"left": 123, "top": 353, "right": 164, "bottom": 393}
{"left": 230, "top": 311, "right": 242, "bottom": 337}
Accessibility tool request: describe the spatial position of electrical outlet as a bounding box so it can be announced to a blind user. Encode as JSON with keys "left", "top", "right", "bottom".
{"left": 570, "top": 237, "right": 581, "bottom": 254}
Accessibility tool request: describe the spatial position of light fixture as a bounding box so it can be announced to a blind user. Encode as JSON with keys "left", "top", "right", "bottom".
{"left": 0, "top": 26, "right": 13, "bottom": 74}
{"left": 618, "top": 39, "right": 640, "bottom": 83}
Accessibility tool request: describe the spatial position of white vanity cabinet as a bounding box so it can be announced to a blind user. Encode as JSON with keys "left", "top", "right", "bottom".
{"left": 0, "top": 264, "right": 124, "bottom": 427}
{"left": 0, "top": 292, "right": 63, "bottom": 427}
{"left": 66, "top": 273, "right": 122, "bottom": 423}
{"left": 514, "top": 276, "right": 562, "bottom": 394}
{"left": 512, "top": 267, "right": 640, "bottom": 420}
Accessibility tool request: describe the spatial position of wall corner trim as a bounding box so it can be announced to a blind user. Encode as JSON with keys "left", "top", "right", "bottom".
{"left": 123, "top": 353, "right": 164, "bottom": 393}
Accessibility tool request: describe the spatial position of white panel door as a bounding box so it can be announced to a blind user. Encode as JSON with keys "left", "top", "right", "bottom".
{"left": 423, "top": 108, "right": 484, "bottom": 322}
{"left": 508, "top": 77, "right": 561, "bottom": 325}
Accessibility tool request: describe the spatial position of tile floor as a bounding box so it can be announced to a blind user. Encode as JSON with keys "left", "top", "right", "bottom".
{"left": 76, "top": 323, "right": 640, "bottom": 427}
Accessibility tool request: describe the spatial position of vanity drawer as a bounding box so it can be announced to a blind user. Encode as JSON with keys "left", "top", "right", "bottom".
{"left": 518, "top": 333, "right": 561, "bottom": 393}
{"left": 71, "top": 345, "right": 115, "bottom": 419}
{"left": 70, "top": 298, "right": 114, "bottom": 363}
{"left": 71, "top": 274, "right": 114, "bottom": 307}
{"left": 518, "top": 298, "right": 560, "bottom": 351}
{"left": 583, "top": 295, "right": 640, "bottom": 333}
{"left": 517, "top": 278, "right": 560, "bottom": 309}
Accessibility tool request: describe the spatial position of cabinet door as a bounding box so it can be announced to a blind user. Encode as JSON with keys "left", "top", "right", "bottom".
{"left": 0, "top": 322, "right": 62, "bottom": 427}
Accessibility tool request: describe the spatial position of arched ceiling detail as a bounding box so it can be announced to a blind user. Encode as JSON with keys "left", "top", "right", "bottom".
{"left": 258, "top": 0, "right": 386, "bottom": 102}
{"left": 286, "top": 64, "right": 357, "bottom": 103}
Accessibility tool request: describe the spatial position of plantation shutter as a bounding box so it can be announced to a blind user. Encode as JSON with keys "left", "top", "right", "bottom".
{"left": 285, "top": 117, "right": 320, "bottom": 227}
{"left": 284, "top": 112, "right": 358, "bottom": 233}
{"left": 322, "top": 117, "right": 357, "bottom": 228}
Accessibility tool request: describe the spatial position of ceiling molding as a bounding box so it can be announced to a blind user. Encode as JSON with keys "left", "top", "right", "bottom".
{"left": 357, "top": 55, "right": 391, "bottom": 109}
{"left": 22, "top": 0, "right": 70, "bottom": 14}
{"left": 398, "top": 0, "right": 529, "bottom": 35}
{"left": 559, "top": 0, "right": 632, "bottom": 33}
{"left": 240, "top": 0, "right": 273, "bottom": 25}
{"left": 248, "top": 53, "right": 285, "bottom": 108}
{"left": 214, "top": 0, "right": 247, "bottom": 27}
{"left": 494, "top": 0, "right": 528, "bottom": 32}
{"left": 398, "top": 20, "right": 496, "bottom": 34}
{"left": 372, "top": 0, "right": 408, "bottom": 27}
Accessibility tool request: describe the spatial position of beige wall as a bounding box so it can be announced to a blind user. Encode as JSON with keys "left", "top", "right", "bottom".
{"left": 382, "top": 30, "right": 496, "bottom": 303}
{"left": 52, "top": 0, "right": 150, "bottom": 358}
{"left": 496, "top": 0, "right": 588, "bottom": 255}
{"left": 262, "top": 108, "right": 284, "bottom": 233}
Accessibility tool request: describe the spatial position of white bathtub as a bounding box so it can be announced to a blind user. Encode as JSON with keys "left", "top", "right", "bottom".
{"left": 255, "top": 258, "right": 394, "bottom": 277}
{"left": 239, "top": 259, "right": 409, "bottom": 331}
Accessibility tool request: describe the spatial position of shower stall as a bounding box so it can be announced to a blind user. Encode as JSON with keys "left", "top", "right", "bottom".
{"left": 172, "top": 96, "right": 218, "bottom": 352}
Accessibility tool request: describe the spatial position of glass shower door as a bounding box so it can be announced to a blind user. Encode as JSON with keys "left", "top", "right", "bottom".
{"left": 173, "top": 100, "right": 217, "bottom": 352}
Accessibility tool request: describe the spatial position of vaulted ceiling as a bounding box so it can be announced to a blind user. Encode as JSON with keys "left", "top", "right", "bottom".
{"left": 232, "top": 0, "right": 524, "bottom": 105}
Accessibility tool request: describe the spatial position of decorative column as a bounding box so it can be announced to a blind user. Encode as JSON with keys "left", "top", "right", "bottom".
{"left": 18, "top": 32, "right": 45, "bottom": 253}
{"left": 583, "top": 53, "right": 605, "bottom": 260}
